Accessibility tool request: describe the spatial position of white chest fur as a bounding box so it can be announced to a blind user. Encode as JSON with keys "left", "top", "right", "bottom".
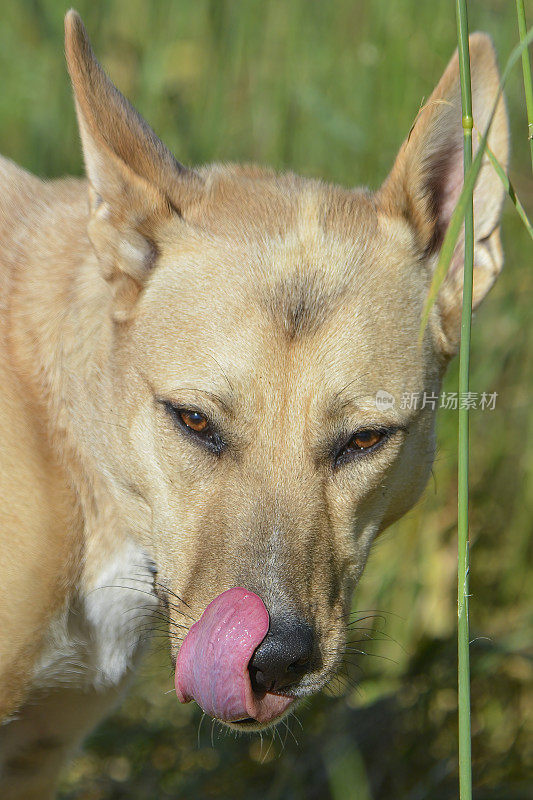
{"left": 33, "top": 538, "right": 159, "bottom": 692}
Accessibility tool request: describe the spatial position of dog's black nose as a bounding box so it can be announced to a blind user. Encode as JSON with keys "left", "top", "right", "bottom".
{"left": 248, "top": 614, "right": 314, "bottom": 694}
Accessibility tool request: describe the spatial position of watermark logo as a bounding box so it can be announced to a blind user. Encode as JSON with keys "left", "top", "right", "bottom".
{"left": 374, "top": 390, "right": 395, "bottom": 411}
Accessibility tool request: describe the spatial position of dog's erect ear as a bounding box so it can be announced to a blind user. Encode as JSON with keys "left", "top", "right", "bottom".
{"left": 377, "top": 33, "right": 509, "bottom": 354}
{"left": 64, "top": 10, "right": 202, "bottom": 318}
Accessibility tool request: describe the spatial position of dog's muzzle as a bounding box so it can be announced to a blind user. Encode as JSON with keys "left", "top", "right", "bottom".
{"left": 174, "top": 587, "right": 296, "bottom": 724}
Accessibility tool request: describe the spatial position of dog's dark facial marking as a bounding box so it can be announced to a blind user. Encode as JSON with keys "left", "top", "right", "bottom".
{"left": 257, "top": 188, "right": 379, "bottom": 341}
{"left": 266, "top": 270, "right": 350, "bottom": 340}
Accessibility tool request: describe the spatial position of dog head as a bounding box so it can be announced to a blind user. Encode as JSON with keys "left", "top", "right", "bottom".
{"left": 64, "top": 11, "right": 508, "bottom": 728}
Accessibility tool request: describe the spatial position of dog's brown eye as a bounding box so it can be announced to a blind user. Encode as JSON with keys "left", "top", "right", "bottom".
{"left": 350, "top": 430, "right": 384, "bottom": 450}
{"left": 164, "top": 403, "right": 225, "bottom": 455}
{"left": 179, "top": 410, "right": 208, "bottom": 433}
{"left": 334, "top": 427, "right": 390, "bottom": 468}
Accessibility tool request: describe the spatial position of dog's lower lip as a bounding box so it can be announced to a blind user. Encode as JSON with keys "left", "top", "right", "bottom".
{"left": 231, "top": 693, "right": 297, "bottom": 725}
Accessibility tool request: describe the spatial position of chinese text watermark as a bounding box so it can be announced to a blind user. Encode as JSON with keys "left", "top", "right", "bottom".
{"left": 374, "top": 390, "right": 498, "bottom": 412}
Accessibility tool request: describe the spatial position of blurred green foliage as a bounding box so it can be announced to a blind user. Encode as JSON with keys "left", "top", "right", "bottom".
{"left": 1, "top": 0, "right": 531, "bottom": 798}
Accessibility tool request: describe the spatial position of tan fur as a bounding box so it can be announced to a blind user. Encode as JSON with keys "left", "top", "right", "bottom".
{"left": 0, "top": 11, "right": 508, "bottom": 798}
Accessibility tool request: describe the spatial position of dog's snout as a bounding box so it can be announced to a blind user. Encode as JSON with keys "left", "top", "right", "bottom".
{"left": 248, "top": 614, "right": 314, "bottom": 694}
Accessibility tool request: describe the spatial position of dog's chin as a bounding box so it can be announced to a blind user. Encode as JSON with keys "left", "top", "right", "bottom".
{"left": 224, "top": 718, "right": 274, "bottom": 733}
{"left": 222, "top": 698, "right": 300, "bottom": 733}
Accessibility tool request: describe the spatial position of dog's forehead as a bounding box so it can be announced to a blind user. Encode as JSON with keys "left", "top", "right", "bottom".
{"left": 136, "top": 171, "right": 427, "bottom": 396}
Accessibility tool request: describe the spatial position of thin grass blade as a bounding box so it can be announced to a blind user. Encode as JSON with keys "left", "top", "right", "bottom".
{"left": 516, "top": 0, "right": 533, "bottom": 169}
{"left": 455, "top": 3, "right": 474, "bottom": 797}
{"left": 482, "top": 139, "right": 533, "bottom": 239}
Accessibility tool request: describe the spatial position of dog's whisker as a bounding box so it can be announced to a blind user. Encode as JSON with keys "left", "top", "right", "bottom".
{"left": 204, "top": 352, "right": 235, "bottom": 395}
{"left": 331, "top": 372, "right": 374, "bottom": 404}
{"left": 121, "top": 574, "right": 157, "bottom": 587}
{"left": 338, "top": 672, "right": 361, "bottom": 694}
{"left": 88, "top": 583, "right": 157, "bottom": 601}
{"left": 125, "top": 613, "right": 188, "bottom": 631}
{"left": 277, "top": 722, "right": 288, "bottom": 754}
{"left": 349, "top": 608, "right": 405, "bottom": 619}
{"left": 346, "top": 623, "right": 397, "bottom": 638}
{"left": 197, "top": 712, "right": 206, "bottom": 749}
{"left": 165, "top": 601, "right": 195, "bottom": 621}
{"left": 89, "top": 419, "right": 128, "bottom": 430}
{"left": 262, "top": 730, "right": 275, "bottom": 762}
{"left": 345, "top": 613, "right": 389, "bottom": 626}
{"left": 339, "top": 659, "right": 363, "bottom": 674}
{"left": 155, "top": 581, "right": 194, "bottom": 611}
{"left": 283, "top": 716, "right": 299, "bottom": 746}
{"left": 280, "top": 719, "right": 290, "bottom": 750}
{"left": 343, "top": 648, "right": 398, "bottom": 665}
{"left": 290, "top": 711, "right": 304, "bottom": 731}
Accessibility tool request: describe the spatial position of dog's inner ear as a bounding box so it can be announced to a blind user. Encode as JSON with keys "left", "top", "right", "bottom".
{"left": 377, "top": 33, "right": 509, "bottom": 354}
{"left": 64, "top": 11, "right": 202, "bottom": 320}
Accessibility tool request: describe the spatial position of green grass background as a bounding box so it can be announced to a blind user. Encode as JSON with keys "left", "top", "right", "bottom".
{"left": 1, "top": 1, "right": 531, "bottom": 798}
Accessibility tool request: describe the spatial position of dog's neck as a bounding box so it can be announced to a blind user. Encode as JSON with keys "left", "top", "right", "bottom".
{"left": 8, "top": 177, "right": 150, "bottom": 588}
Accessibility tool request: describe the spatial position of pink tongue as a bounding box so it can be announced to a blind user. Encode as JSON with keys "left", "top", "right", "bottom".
{"left": 175, "top": 588, "right": 293, "bottom": 724}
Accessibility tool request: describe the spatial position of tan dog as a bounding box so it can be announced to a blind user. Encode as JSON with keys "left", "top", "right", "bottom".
{"left": 0, "top": 10, "right": 508, "bottom": 799}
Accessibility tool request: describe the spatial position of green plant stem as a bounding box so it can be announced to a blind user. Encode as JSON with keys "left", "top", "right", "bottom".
{"left": 516, "top": 0, "right": 533, "bottom": 170}
{"left": 455, "top": 2, "right": 473, "bottom": 799}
